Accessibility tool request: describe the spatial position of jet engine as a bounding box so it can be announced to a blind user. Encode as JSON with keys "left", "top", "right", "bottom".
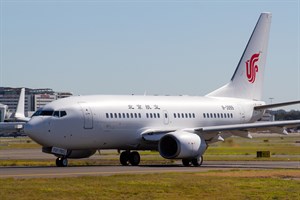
{"left": 158, "top": 131, "right": 207, "bottom": 159}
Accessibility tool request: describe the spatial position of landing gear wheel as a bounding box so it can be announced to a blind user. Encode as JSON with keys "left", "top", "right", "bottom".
{"left": 56, "top": 157, "right": 68, "bottom": 167}
{"left": 182, "top": 159, "right": 191, "bottom": 167}
{"left": 120, "top": 151, "right": 130, "bottom": 166}
{"left": 191, "top": 156, "right": 203, "bottom": 167}
{"left": 56, "top": 157, "right": 61, "bottom": 167}
{"left": 129, "top": 151, "right": 140, "bottom": 166}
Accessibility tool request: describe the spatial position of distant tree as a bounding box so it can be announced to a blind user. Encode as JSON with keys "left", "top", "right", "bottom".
{"left": 271, "top": 109, "right": 300, "bottom": 120}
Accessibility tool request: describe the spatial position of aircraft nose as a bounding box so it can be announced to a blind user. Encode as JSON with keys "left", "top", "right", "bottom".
{"left": 24, "top": 117, "right": 46, "bottom": 141}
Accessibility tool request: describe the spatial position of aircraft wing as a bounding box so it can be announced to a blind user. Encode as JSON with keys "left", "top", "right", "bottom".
{"left": 0, "top": 122, "right": 25, "bottom": 133}
{"left": 142, "top": 120, "right": 300, "bottom": 143}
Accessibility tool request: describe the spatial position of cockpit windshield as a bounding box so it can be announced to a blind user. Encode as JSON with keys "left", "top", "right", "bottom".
{"left": 32, "top": 109, "right": 67, "bottom": 118}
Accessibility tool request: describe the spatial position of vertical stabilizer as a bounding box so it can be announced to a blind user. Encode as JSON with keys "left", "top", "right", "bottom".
{"left": 14, "top": 88, "right": 26, "bottom": 120}
{"left": 207, "top": 13, "right": 272, "bottom": 100}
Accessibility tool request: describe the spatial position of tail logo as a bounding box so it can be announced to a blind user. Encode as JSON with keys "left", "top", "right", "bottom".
{"left": 246, "top": 53, "right": 260, "bottom": 83}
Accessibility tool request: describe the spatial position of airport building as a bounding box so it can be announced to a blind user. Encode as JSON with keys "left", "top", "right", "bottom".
{"left": 0, "top": 87, "right": 72, "bottom": 117}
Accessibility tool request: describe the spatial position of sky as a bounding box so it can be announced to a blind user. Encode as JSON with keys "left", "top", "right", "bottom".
{"left": 0, "top": 0, "right": 299, "bottom": 109}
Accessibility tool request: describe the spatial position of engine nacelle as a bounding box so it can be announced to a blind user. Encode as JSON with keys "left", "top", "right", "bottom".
{"left": 158, "top": 131, "right": 207, "bottom": 159}
{"left": 68, "top": 149, "right": 96, "bottom": 159}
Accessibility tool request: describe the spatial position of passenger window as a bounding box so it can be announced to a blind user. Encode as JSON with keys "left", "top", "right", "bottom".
{"left": 217, "top": 113, "right": 220, "bottom": 118}
{"left": 114, "top": 113, "right": 117, "bottom": 118}
{"left": 174, "top": 113, "right": 176, "bottom": 118}
{"left": 193, "top": 113, "right": 195, "bottom": 118}
{"left": 150, "top": 113, "right": 153, "bottom": 118}
{"left": 110, "top": 113, "right": 113, "bottom": 118}
{"left": 138, "top": 113, "right": 141, "bottom": 118}
{"left": 153, "top": 113, "right": 156, "bottom": 118}
{"left": 214, "top": 113, "right": 216, "bottom": 118}
{"left": 231, "top": 113, "right": 233, "bottom": 118}
{"left": 181, "top": 113, "right": 184, "bottom": 118}
{"left": 127, "top": 113, "right": 130, "bottom": 118}
{"left": 210, "top": 113, "right": 213, "bottom": 118}
{"left": 157, "top": 113, "right": 160, "bottom": 118}
{"left": 178, "top": 113, "right": 180, "bottom": 118}
{"left": 130, "top": 113, "right": 133, "bottom": 118}
{"left": 123, "top": 113, "right": 126, "bottom": 118}
{"left": 134, "top": 113, "right": 137, "bottom": 118}
{"left": 189, "top": 113, "right": 192, "bottom": 118}
{"left": 106, "top": 113, "right": 109, "bottom": 118}
{"left": 203, "top": 113, "right": 206, "bottom": 118}
{"left": 221, "top": 113, "right": 223, "bottom": 118}
{"left": 119, "top": 113, "right": 122, "bottom": 118}
{"left": 165, "top": 113, "right": 168, "bottom": 118}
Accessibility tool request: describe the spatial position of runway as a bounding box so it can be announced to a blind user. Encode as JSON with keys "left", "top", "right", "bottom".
{"left": 1, "top": 161, "right": 299, "bottom": 179}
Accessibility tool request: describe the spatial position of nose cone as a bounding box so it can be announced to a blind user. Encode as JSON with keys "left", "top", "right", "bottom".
{"left": 24, "top": 117, "right": 48, "bottom": 146}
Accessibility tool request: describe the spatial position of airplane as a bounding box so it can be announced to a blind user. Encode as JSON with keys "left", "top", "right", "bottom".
{"left": 16, "top": 12, "right": 300, "bottom": 167}
{"left": 0, "top": 88, "right": 29, "bottom": 133}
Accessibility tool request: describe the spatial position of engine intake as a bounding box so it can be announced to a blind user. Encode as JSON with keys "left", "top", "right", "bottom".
{"left": 158, "top": 131, "right": 207, "bottom": 159}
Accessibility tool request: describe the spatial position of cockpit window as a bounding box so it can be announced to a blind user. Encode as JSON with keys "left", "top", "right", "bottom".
{"left": 32, "top": 109, "right": 42, "bottom": 117}
{"left": 53, "top": 110, "right": 67, "bottom": 118}
{"left": 40, "top": 110, "right": 54, "bottom": 116}
{"left": 53, "top": 111, "right": 60, "bottom": 117}
{"left": 60, "top": 111, "right": 67, "bottom": 117}
{"left": 32, "top": 109, "right": 67, "bottom": 118}
{"left": 32, "top": 110, "right": 54, "bottom": 116}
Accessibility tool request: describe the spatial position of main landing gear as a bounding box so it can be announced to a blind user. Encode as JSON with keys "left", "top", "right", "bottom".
{"left": 56, "top": 157, "right": 68, "bottom": 167}
{"left": 120, "top": 151, "right": 141, "bottom": 166}
{"left": 182, "top": 156, "right": 203, "bottom": 167}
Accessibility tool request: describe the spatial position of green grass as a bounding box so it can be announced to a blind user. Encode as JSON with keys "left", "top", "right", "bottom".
{"left": 1, "top": 170, "right": 299, "bottom": 200}
{"left": 206, "top": 136, "right": 300, "bottom": 156}
{"left": 0, "top": 137, "right": 40, "bottom": 150}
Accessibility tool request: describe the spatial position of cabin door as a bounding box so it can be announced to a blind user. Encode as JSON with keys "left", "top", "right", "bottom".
{"left": 78, "top": 102, "right": 93, "bottom": 129}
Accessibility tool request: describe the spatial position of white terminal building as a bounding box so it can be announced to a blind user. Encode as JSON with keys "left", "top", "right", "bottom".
{"left": 0, "top": 87, "right": 72, "bottom": 118}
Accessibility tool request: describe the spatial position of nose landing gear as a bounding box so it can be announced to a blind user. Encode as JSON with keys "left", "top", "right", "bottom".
{"left": 120, "top": 151, "right": 140, "bottom": 166}
{"left": 56, "top": 157, "right": 68, "bottom": 167}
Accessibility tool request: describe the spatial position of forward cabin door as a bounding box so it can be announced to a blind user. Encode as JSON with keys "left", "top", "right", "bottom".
{"left": 78, "top": 102, "right": 93, "bottom": 129}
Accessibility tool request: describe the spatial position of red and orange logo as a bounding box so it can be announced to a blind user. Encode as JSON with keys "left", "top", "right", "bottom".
{"left": 246, "top": 53, "right": 260, "bottom": 83}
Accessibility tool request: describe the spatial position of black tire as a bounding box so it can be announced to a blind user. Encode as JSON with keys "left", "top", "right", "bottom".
{"left": 129, "top": 152, "right": 140, "bottom": 166}
{"left": 56, "top": 158, "right": 62, "bottom": 167}
{"left": 182, "top": 159, "right": 191, "bottom": 167}
{"left": 120, "top": 151, "right": 130, "bottom": 166}
{"left": 191, "top": 156, "right": 203, "bottom": 167}
{"left": 56, "top": 157, "right": 68, "bottom": 167}
{"left": 61, "top": 158, "right": 68, "bottom": 167}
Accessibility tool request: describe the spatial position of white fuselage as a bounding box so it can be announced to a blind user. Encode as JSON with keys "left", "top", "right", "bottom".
{"left": 25, "top": 95, "right": 265, "bottom": 150}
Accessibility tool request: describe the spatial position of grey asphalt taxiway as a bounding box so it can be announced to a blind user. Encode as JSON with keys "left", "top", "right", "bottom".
{"left": 1, "top": 148, "right": 299, "bottom": 179}
{"left": 1, "top": 161, "right": 299, "bottom": 179}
